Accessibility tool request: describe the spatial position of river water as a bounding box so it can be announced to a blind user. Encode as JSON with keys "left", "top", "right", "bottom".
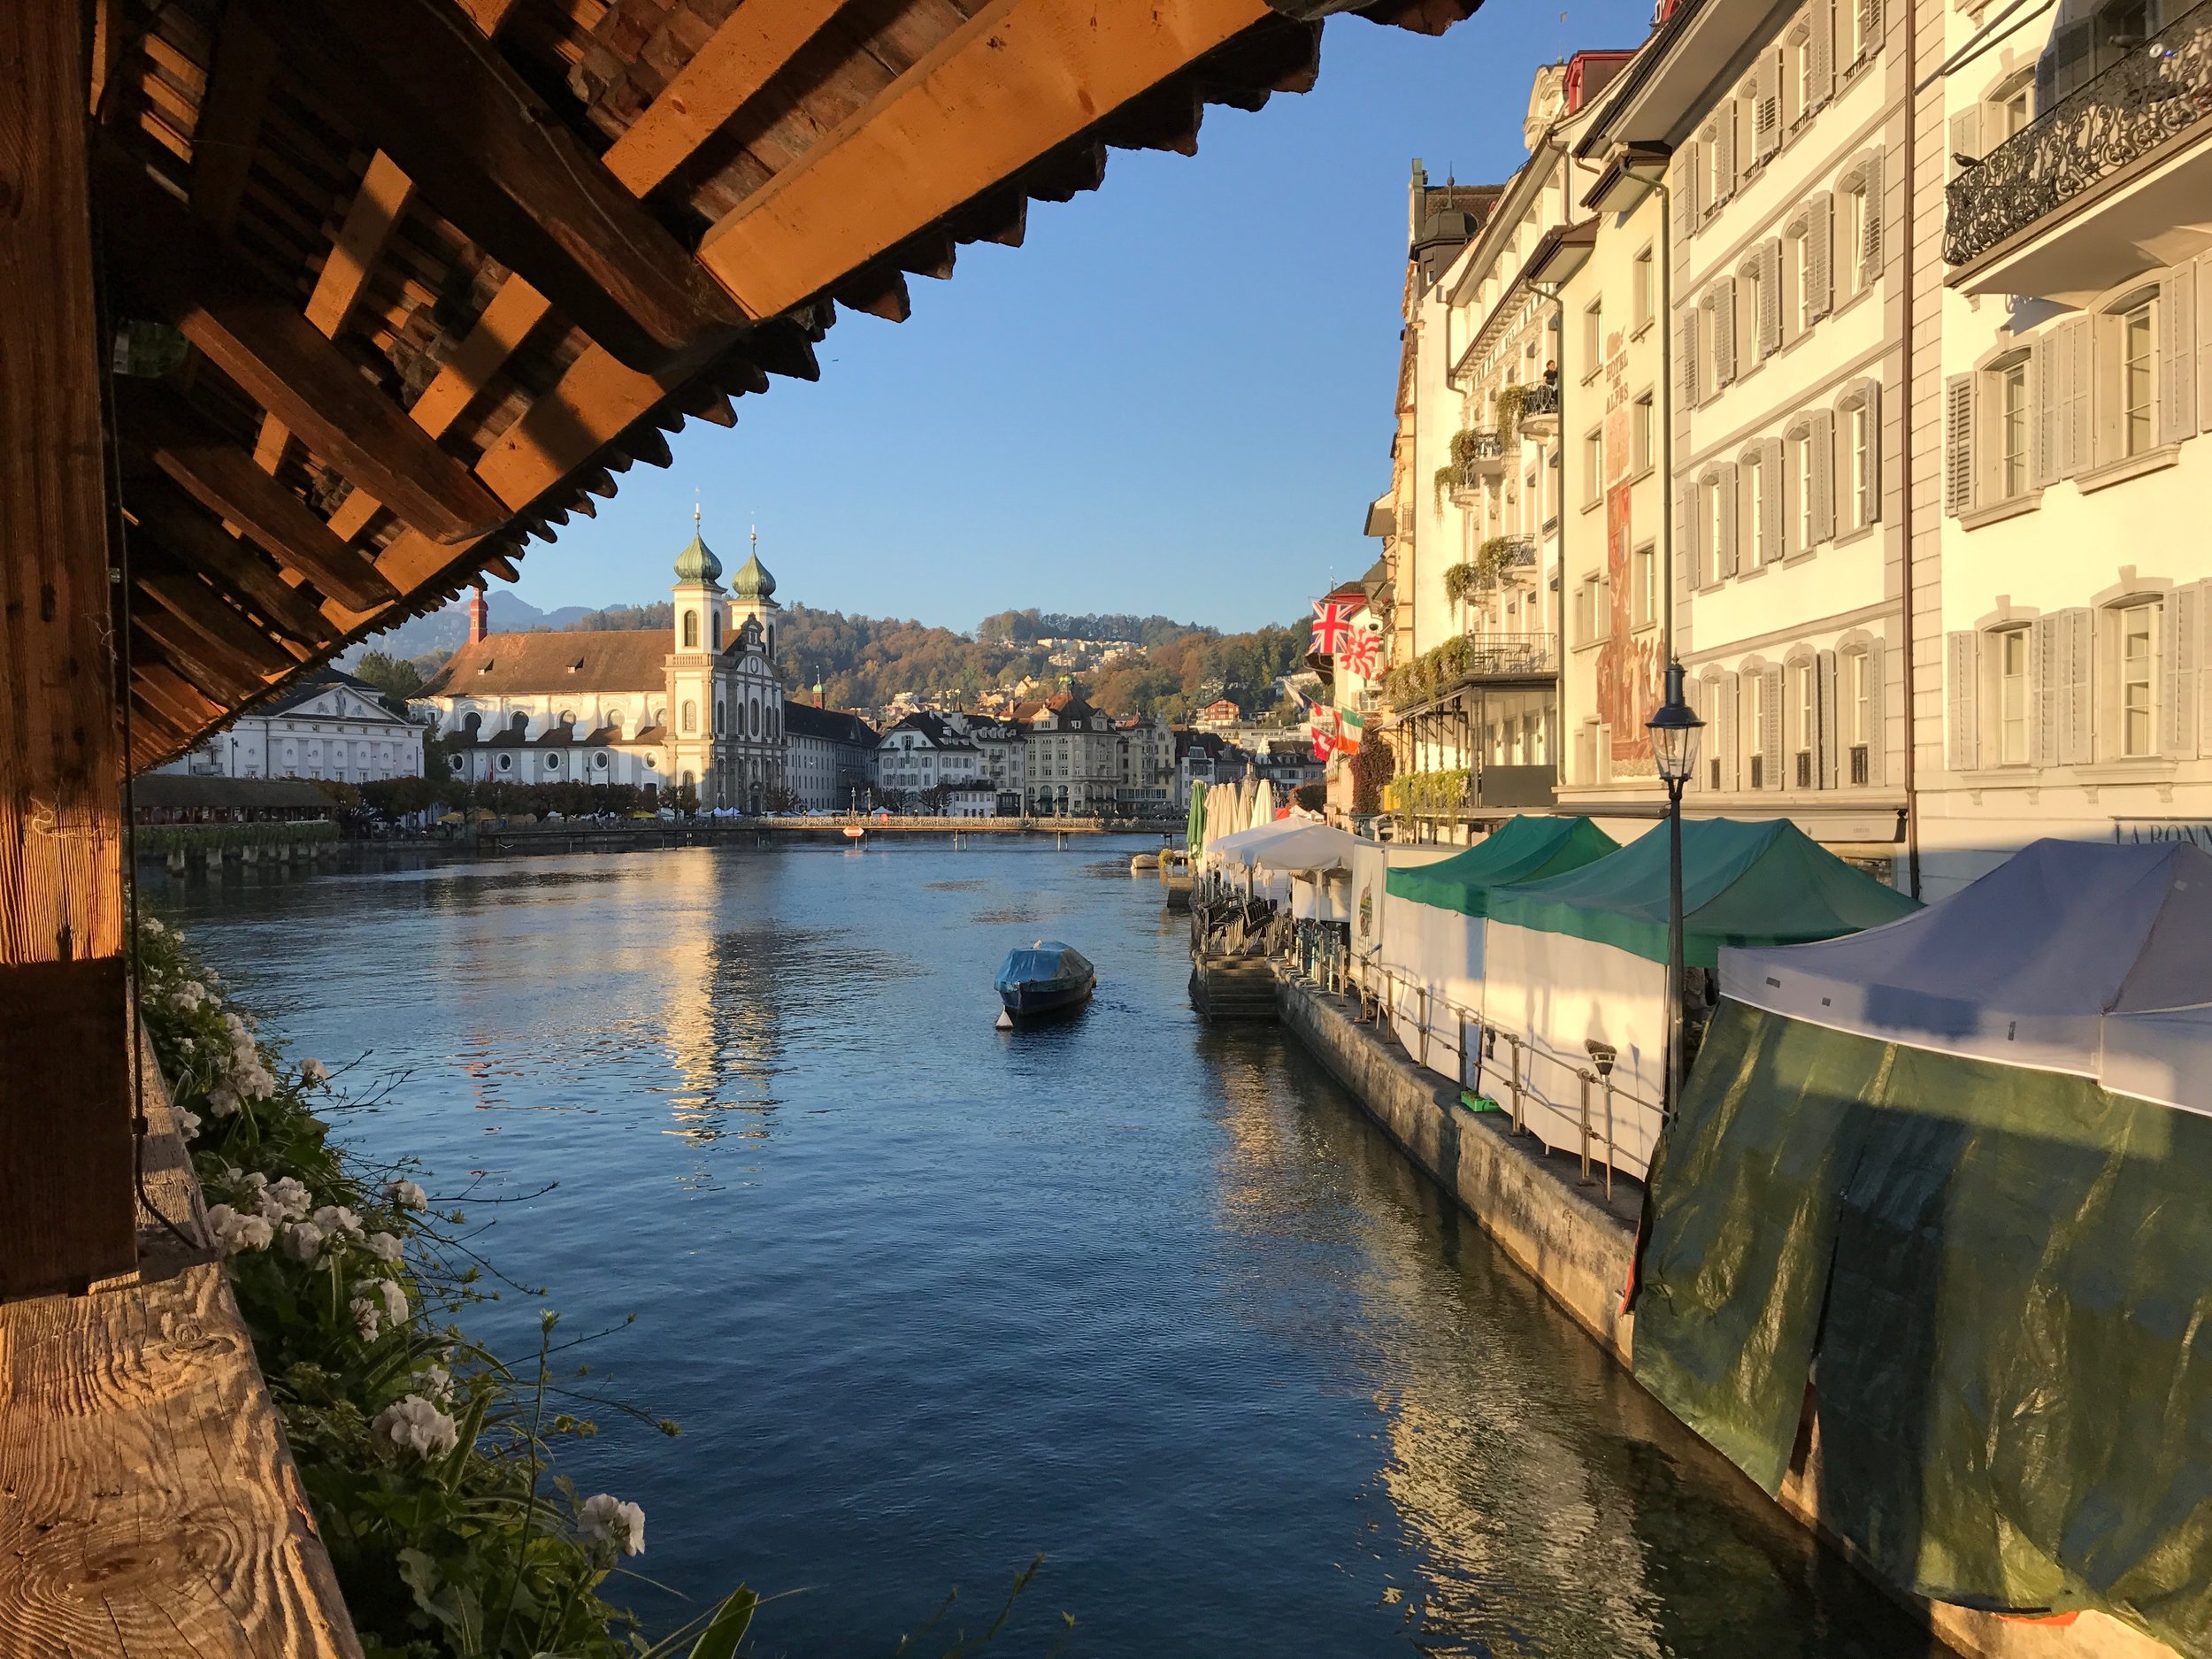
{"left": 154, "top": 839, "right": 1940, "bottom": 1658}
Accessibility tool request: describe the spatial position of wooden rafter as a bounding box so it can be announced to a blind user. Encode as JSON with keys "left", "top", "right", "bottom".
{"left": 100, "top": 148, "right": 507, "bottom": 545}
{"left": 252, "top": 150, "right": 415, "bottom": 474}
{"left": 242, "top": 0, "right": 747, "bottom": 375}
{"left": 137, "top": 568, "right": 309, "bottom": 672}
{"left": 128, "top": 482, "right": 341, "bottom": 647}
{"left": 695, "top": 0, "right": 1273, "bottom": 318}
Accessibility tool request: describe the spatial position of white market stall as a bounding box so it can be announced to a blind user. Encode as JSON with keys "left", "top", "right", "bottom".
{"left": 1479, "top": 818, "right": 1920, "bottom": 1181}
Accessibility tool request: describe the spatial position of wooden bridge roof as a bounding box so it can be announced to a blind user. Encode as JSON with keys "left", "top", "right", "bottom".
{"left": 94, "top": 0, "right": 1477, "bottom": 772}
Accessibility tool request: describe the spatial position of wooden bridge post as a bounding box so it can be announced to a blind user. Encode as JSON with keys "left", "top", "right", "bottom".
{"left": 0, "top": 4, "right": 139, "bottom": 1296}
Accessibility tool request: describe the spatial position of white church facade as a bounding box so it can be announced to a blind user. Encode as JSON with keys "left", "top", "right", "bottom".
{"left": 419, "top": 523, "right": 813, "bottom": 810}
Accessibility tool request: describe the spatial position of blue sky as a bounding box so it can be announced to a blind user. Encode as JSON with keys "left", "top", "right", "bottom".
{"left": 507, "top": 1, "right": 1655, "bottom": 636}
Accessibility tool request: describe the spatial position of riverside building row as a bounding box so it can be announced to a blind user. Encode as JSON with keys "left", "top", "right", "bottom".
{"left": 1359, "top": 0, "right": 2212, "bottom": 895}
{"left": 411, "top": 520, "right": 1197, "bottom": 816}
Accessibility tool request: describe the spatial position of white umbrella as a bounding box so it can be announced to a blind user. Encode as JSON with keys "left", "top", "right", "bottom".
{"left": 1250, "top": 778, "right": 1275, "bottom": 830}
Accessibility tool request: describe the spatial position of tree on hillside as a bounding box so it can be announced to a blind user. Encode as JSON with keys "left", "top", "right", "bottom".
{"left": 354, "top": 650, "right": 425, "bottom": 708}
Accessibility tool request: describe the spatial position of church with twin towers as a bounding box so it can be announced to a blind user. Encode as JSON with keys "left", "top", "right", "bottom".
{"left": 419, "top": 518, "right": 879, "bottom": 811}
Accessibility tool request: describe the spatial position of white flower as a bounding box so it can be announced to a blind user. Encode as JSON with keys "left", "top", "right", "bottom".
{"left": 376, "top": 1279, "right": 409, "bottom": 1325}
{"left": 349, "top": 1297, "right": 382, "bottom": 1340}
{"left": 233, "top": 1060, "right": 275, "bottom": 1102}
{"left": 580, "top": 1494, "right": 646, "bottom": 1556}
{"left": 365, "top": 1232, "right": 403, "bottom": 1263}
{"left": 207, "top": 1083, "right": 240, "bottom": 1118}
{"left": 204, "top": 1203, "right": 273, "bottom": 1256}
{"left": 373, "top": 1394, "right": 458, "bottom": 1461}
{"left": 173, "top": 980, "right": 207, "bottom": 1012}
{"left": 280, "top": 1221, "right": 326, "bottom": 1262}
{"left": 417, "top": 1364, "right": 453, "bottom": 1404}
{"left": 142, "top": 917, "right": 165, "bottom": 936}
{"left": 311, "top": 1204, "right": 362, "bottom": 1239}
{"left": 176, "top": 1107, "right": 201, "bottom": 1139}
{"left": 260, "top": 1177, "right": 309, "bottom": 1222}
{"left": 384, "top": 1179, "right": 428, "bottom": 1211}
{"left": 300, "top": 1057, "right": 330, "bottom": 1086}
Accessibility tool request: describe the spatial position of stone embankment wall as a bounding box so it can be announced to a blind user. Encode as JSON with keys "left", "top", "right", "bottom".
{"left": 1274, "top": 974, "right": 2171, "bottom": 1659}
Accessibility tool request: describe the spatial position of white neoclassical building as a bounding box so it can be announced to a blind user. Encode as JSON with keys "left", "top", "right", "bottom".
{"left": 417, "top": 520, "right": 803, "bottom": 809}
{"left": 157, "top": 668, "right": 425, "bottom": 784}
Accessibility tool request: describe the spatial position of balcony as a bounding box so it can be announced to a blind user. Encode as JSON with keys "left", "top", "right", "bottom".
{"left": 1439, "top": 429, "right": 1506, "bottom": 506}
{"left": 1517, "top": 381, "right": 1562, "bottom": 439}
{"left": 1946, "top": 0, "right": 2212, "bottom": 299}
{"left": 1382, "top": 631, "right": 1558, "bottom": 711}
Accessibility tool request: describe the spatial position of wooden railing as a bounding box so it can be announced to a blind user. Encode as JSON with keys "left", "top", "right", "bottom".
{"left": 0, "top": 1031, "right": 360, "bottom": 1657}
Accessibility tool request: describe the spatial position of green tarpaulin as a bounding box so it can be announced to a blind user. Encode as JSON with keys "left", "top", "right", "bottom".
{"left": 1383, "top": 814, "right": 1618, "bottom": 915}
{"left": 1186, "top": 780, "right": 1205, "bottom": 855}
{"left": 1483, "top": 817, "right": 1919, "bottom": 967}
{"left": 1637, "top": 1000, "right": 2212, "bottom": 1651}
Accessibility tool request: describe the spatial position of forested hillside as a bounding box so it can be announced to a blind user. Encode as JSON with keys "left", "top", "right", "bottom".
{"left": 365, "top": 595, "right": 1311, "bottom": 721}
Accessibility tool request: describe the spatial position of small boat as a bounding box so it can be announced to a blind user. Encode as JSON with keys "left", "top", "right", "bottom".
{"left": 1130, "top": 852, "right": 1159, "bottom": 872}
{"left": 994, "top": 940, "right": 1095, "bottom": 1022}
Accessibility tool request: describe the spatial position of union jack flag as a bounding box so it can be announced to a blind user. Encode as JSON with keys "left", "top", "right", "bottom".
{"left": 1310, "top": 599, "right": 1355, "bottom": 659}
{"left": 1338, "top": 629, "right": 1379, "bottom": 677}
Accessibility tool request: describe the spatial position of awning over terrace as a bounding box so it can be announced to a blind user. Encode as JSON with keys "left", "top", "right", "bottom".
{"left": 1721, "top": 837, "right": 2212, "bottom": 1115}
{"left": 1385, "top": 813, "right": 1617, "bottom": 914}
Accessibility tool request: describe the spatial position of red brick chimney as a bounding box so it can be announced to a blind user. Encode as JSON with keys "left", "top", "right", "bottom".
{"left": 467, "top": 588, "right": 490, "bottom": 644}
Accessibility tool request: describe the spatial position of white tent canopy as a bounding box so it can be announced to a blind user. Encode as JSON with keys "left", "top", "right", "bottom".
{"left": 1250, "top": 824, "right": 1364, "bottom": 877}
{"left": 1721, "top": 838, "right": 2212, "bottom": 1115}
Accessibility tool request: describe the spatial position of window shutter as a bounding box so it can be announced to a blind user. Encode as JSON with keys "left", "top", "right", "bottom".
{"left": 2031, "top": 614, "right": 2060, "bottom": 768}
{"left": 1756, "top": 58, "right": 1783, "bottom": 158}
{"left": 1761, "top": 664, "right": 1785, "bottom": 787}
{"left": 2160, "top": 265, "right": 2197, "bottom": 443}
{"left": 2058, "top": 606, "right": 2094, "bottom": 765}
{"left": 2197, "top": 254, "right": 2212, "bottom": 434}
{"left": 2059, "top": 318, "right": 2092, "bottom": 476}
{"left": 1759, "top": 242, "right": 1784, "bottom": 355}
{"left": 2195, "top": 580, "right": 2212, "bottom": 757}
{"left": 1719, "top": 671, "right": 1740, "bottom": 792}
{"left": 1860, "top": 381, "right": 1883, "bottom": 518}
{"left": 1818, "top": 649, "right": 1840, "bottom": 788}
{"left": 1762, "top": 436, "right": 1786, "bottom": 559}
{"left": 2162, "top": 593, "right": 2191, "bottom": 759}
{"left": 1947, "top": 630, "right": 1981, "bottom": 771}
{"left": 1809, "top": 409, "right": 1837, "bottom": 542}
{"left": 1715, "top": 107, "right": 1738, "bottom": 204}
{"left": 1714, "top": 280, "right": 1738, "bottom": 386}
{"left": 1863, "top": 637, "right": 1886, "bottom": 785}
{"left": 2031, "top": 336, "right": 2059, "bottom": 488}
{"left": 1671, "top": 143, "right": 1698, "bottom": 244}
{"left": 1947, "top": 110, "right": 1981, "bottom": 175}
{"left": 1718, "top": 464, "right": 1740, "bottom": 579}
{"left": 1857, "top": 0, "right": 1882, "bottom": 60}
{"left": 1809, "top": 0, "right": 1835, "bottom": 104}
{"left": 1678, "top": 308, "right": 1701, "bottom": 405}
{"left": 1944, "top": 373, "right": 1976, "bottom": 514}
{"left": 1675, "top": 488, "right": 1694, "bottom": 611}
{"left": 1807, "top": 194, "right": 1834, "bottom": 319}
{"left": 1858, "top": 165, "right": 1883, "bottom": 289}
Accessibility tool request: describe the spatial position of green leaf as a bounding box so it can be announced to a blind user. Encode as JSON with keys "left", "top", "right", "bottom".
{"left": 687, "top": 1586, "right": 758, "bottom": 1659}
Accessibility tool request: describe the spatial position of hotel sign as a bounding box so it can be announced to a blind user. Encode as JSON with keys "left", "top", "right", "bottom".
{"left": 2113, "top": 818, "right": 2212, "bottom": 847}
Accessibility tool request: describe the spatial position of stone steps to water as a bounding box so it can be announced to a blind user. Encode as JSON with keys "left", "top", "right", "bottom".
{"left": 1188, "top": 956, "right": 1278, "bottom": 1021}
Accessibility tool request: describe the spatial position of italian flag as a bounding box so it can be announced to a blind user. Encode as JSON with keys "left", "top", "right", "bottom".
{"left": 1335, "top": 708, "right": 1363, "bottom": 755}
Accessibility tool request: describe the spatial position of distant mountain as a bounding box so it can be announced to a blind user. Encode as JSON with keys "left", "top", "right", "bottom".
{"left": 340, "top": 593, "right": 593, "bottom": 667}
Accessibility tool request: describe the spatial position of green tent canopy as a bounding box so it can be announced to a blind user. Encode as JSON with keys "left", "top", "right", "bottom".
{"left": 1485, "top": 817, "right": 1919, "bottom": 967}
{"left": 1384, "top": 814, "right": 1619, "bottom": 916}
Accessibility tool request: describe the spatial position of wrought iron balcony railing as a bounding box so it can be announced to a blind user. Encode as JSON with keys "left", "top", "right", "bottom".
{"left": 1945, "top": 0, "right": 2212, "bottom": 267}
{"left": 1462, "top": 630, "right": 1555, "bottom": 674}
{"left": 1519, "top": 382, "right": 1562, "bottom": 419}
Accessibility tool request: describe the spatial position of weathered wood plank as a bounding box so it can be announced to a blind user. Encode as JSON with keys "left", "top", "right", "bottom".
{"left": 242, "top": 0, "right": 748, "bottom": 373}
{"left": 130, "top": 484, "right": 344, "bottom": 647}
{"left": 0, "top": 3, "right": 137, "bottom": 1292}
{"left": 97, "top": 146, "right": 509, "bottom": 546}
{"left": 254, "top": 150, "right": 417, "bottom": 474}
{"left": 0, "top": 1037, "right": 364, "bottom": 1657}
{"left": 695, "top": 0, "right": 1272, "bottom": 317}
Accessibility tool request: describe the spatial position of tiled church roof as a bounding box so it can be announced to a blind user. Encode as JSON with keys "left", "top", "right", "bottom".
{"left": 419, "top": 630, "right": 667, "bottom": 697}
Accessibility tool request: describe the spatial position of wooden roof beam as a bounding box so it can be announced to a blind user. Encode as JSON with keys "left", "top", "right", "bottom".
{"left": 131, "top": 610, "right": 263, "bottom": 707}
{"left": 695, "top": 0, "right": 1273, "bottom": 318}
{"left": 137, "top": 569, "right": 310, "bottom": 672}
{"left": 127, "top": 483, "right": 342, "bottom": 646}
{"left": 98, "top": 149, "right": 508, "bottom": 545}
{"left": 253, "top": 150, "right": 415, "bottom": 476}
{"left": 241, "top": 0, "right": 747, "bottom": 375}
{"left": 119, "top": 382, "right": 399, "bottom": 612}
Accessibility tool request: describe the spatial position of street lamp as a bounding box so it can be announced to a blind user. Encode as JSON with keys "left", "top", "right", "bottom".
{"left": 1647, "top": 660, "right": 1704, "bottom": 1114}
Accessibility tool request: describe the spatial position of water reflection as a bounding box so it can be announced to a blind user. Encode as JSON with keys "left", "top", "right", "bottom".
{"left": 158, "top": 842, "right": 1943, "bottom": 1657}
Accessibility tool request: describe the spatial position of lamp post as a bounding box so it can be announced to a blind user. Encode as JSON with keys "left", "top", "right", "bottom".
{"left": 1647, "top": 661, "right": 1704, "bottom": 1114}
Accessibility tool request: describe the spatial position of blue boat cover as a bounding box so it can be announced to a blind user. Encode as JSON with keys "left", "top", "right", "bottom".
{"left": 995, "top": 942, "right": 1092, "bottom": 990}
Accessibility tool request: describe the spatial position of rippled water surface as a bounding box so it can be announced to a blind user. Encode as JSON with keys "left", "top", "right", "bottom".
{"left": 157, "top": 840, "right": 1939, "bottom": 1658}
